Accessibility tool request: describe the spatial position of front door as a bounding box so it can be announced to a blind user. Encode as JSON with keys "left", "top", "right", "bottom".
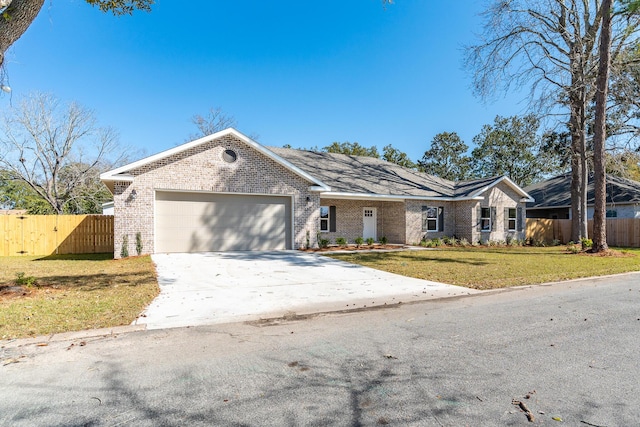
{"left": 363, "top": 207, "right": 377, "bottom": 240}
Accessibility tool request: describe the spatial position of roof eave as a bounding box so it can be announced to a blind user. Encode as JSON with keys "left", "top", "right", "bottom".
{"left": 319, "top": 192, "right": 464, "bottom": 202}
{"left": 467, "top": 176, "right": 534, "bottom": 201}
{"left": 99, "top": 128, "right": 331, "bottom": 190}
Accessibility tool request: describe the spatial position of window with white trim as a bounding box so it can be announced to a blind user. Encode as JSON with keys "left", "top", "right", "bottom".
{"left": 508, "top": 208, "right": 517, "bottom": 231}
{"left": 320, "top": 206, "right": 330, "bottom": 232}
{"left": 422, "top": 206, "right": 438, "bottom": 232}
{"left": 481, "top": 207, "right": 491, "bottom": 232}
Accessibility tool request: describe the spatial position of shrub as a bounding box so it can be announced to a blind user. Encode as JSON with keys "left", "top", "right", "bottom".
{"left": 319, "top": 238, "right": 330, "bottom": 248}
{"left": 135, "top": 232, "right": 143, "bottom": 256}
{"left": 120, "top": 235, "right": 129, "bottom": 258}
{"left": 306, "top": 230, "right": 311, "bottom": 249}
{"left": 459, "top": 237, "right": 470, "bottom": 247}
{"left": 379, "top": 236, "right": 388, "bottom": 245}
{"left": 335, "top": 237, "right": 347, "bottom": 246}
{"left": 15, "top": 272, "right": 37, "bottom": 287}
{"left": 432, "top": 238, "right": 443, "bottom": 247}
{"left": 581, "top": 237, "right": 593, "bottom": 249}
{"left": 365, "top": 237, "right": 375, "bottom": 245}
{"left": 355, "top": 237, "right": 364, "bottom": 247}
{"left": 551, "top": 239, "right": 561, "bottom": 246}
{"left": 567, "top": 243, "right": 581, "bottom": 254}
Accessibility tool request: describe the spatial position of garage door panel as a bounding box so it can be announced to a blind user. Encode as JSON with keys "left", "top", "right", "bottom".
{"left": 155, "top": 192, "right": 291, "bottom": 253}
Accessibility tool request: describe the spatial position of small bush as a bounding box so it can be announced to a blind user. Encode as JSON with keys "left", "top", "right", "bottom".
{"left": 365, "top": 237, "right": 375, "bottom": 245}
{"left": 306, "top": 230, "right": 311, "bottom": 249}
{"left": 581, "top": 238, "right": 593, "bottom": 249}
{"left": 379, "top": 236, "right": 388, "bottom": 245}
{"left": 459, "top": 237, "right": 470, "bottom": 247}
{"left": 120, "top": 235, "right": 129, "bottom": 258}
{"left": 425, "top": 239, "right": 437, "bottom": 248}
{"left": 319, "top": 238, "right": 330, "bottom": 249}
{"left": 15, "top": 272, "right": 37, "bottom": 287}
{"left": 567, "top": 243, "right": 581, "bottom": 254}
{"left": 508, "top": 238, "right": 521, "bottom": 247}
{"left": 355, "top": 237, "right": 364, "bottom": 247}
{"left": 532, "top": 238, "right": 546, "bottom": 247}
{"left": 335, "top": 237, "right": 347, "bottom": 246}
{"left": 135, "top": 232, "right": 143, "bottom": 256}
{"left": 551, "top": 239, "right": 561, "bottom": 247}
{"left": 432, "top": 238, "right": 443, "bottom": 247}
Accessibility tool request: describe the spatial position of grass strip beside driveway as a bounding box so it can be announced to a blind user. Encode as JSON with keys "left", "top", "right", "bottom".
{"left": 0, "top": 254, "right": 159, "bottom": 339}
{"left": 327, "top": 246, "right": 640, "bottom": 289}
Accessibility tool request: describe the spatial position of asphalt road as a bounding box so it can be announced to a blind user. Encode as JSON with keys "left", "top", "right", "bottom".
{"left": 2, "top": 273, "right": 640, "bottom": 426}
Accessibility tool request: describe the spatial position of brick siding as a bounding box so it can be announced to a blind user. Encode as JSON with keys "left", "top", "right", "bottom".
{"left": 318, "top": 198, "right": 405, "bottom": 244}
{"left": 113, "top": 134, "right": 319, "bottom": 258}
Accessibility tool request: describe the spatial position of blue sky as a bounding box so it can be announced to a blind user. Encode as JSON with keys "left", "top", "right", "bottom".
{"left": 1, "top": 1, "right": 528, "bottom": 163}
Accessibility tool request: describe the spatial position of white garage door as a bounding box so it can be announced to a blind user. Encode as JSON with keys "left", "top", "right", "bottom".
{"left": 155, "top": 191, "right": 292, "bottom": 253}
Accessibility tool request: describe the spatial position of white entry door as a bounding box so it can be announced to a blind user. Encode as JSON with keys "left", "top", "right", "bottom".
{"left": 363, "top": 207, "right": 377, "bottom": 240}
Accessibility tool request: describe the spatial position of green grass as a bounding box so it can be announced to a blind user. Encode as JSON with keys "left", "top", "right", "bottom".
{"left": 327, "top": 246, "right": 640, "bottom": 290}
{"left": 0, "top": 254, "right": 159, "bottom": 339}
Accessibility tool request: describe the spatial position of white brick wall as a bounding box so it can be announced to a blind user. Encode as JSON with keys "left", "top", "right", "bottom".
{"left": 113, "top": 134, "right": 319, "bottom": 258}
{"left": 112, "top": 135, "right": 528, "bottom": 256}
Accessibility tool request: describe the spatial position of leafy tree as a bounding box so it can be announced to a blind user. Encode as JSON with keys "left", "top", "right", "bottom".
{"left": 323, "top": 142, "right": 380, "bottom": 158}
{"left": 418, "top": 132, "right": 471, "bottom": 181}
{"left": 382, "top": 144, "right": 416, "bottom": 169}
{"left": 0, "top": 0, "right": 153, "bottom": 82}
{"left": 471, "top": 115, "right": 558, "bottom": 187}
{"left": 465, "top": 0, "right": 640, "bottom": 241}
{"left": 606, "top": 150, "right": 640, "bottom": 180}
{"left": 0, "top": 169, "right": 53, "bottom": 213}
{"left": 0, "top": 92, "right": 125, "bottom": 214}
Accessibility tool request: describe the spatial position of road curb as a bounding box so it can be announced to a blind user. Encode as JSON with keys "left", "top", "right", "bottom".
{"left": 1, "top": 324, "right": 147, "bottom": 349}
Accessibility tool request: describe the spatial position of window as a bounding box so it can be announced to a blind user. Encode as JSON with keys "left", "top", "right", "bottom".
{"left": 606, "top": 209, "right": 617, "bottom": 218}
{"left": 481, "top": 207, "right": 491, "bottom": 232}
{"left": 222, "top": 149, "right": 237, "bottom": 163}
{"left": 320, "top": 206, "right": 330, "bottom": 232}
{"left": 422, "top": 206, "right": 438, "bottom": 232}
{"left": 507, "top": 208, "right": 517, "bottom": 231}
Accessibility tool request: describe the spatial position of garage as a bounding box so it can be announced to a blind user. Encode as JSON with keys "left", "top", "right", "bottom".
{"left": 155, "top": 191, "right": 292, "bottom": 253}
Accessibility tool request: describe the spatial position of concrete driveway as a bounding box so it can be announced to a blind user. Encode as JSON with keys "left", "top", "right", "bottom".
{"left": 136, "top": 251, "right": 479, "bottom": 330}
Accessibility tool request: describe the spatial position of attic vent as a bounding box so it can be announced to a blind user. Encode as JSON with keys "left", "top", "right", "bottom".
{"left": 222, "top": 149, "right": 237, "bottom": 163}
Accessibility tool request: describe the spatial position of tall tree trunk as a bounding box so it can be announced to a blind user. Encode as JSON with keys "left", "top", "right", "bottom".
{"left": 570, "top": 90, "right": 587, "bottom": 242}
{"left": 0, "top": 0, "right": 45, "bottom": 68}
{"left": 592, "top": 0, "right": 613, "bottom": 253}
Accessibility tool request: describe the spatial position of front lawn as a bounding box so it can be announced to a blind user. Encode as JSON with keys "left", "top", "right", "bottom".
{"left": 0, "top": 254, "right": 159, "bottom": 339}
{"left": 328, "top": 246, "right": 640, "bottom": 289}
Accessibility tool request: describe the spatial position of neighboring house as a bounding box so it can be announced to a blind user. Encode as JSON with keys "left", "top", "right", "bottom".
{"left": 100, "top": 128, "right": 534, "bottom": 258}
{"left": 525, "top": 174, "right": 640, "bottom": 219}
{"left": 102, "top": 201, "right": 114, "bottom": 215}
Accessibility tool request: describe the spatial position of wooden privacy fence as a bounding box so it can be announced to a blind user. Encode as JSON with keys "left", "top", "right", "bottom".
{"left": 0, "top": 215, "right": 114, "bottom": 256}
{"left": 526, "top": 218, "right": 640, "bottom": 247}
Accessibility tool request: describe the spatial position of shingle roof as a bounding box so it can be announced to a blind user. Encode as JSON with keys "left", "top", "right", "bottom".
{"left": 269, "top": 147, "right": 514, "bottom": 199}
{"left": 524, "top": 174, "right": 640, "bottom": 208}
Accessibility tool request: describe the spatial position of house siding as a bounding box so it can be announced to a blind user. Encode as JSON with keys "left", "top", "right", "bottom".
{"left": 405, "top": 200, "right": 455, "bottom": 244}
{"left": 466, "top": 182, "right": 527, "bottom": 244}
{"left": 318, "top": 199, "right": 406, "bottom": 244}
{"left": 112, "top": 134, "right": 319, "bottom": 258}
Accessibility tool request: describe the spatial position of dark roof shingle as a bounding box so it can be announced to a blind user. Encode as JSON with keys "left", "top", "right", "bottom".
{"left": 524, "top": 174, "right": 640, "bottom": 208}
{"left": 270, "top": 147, "right": 509, "bottom": 198}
